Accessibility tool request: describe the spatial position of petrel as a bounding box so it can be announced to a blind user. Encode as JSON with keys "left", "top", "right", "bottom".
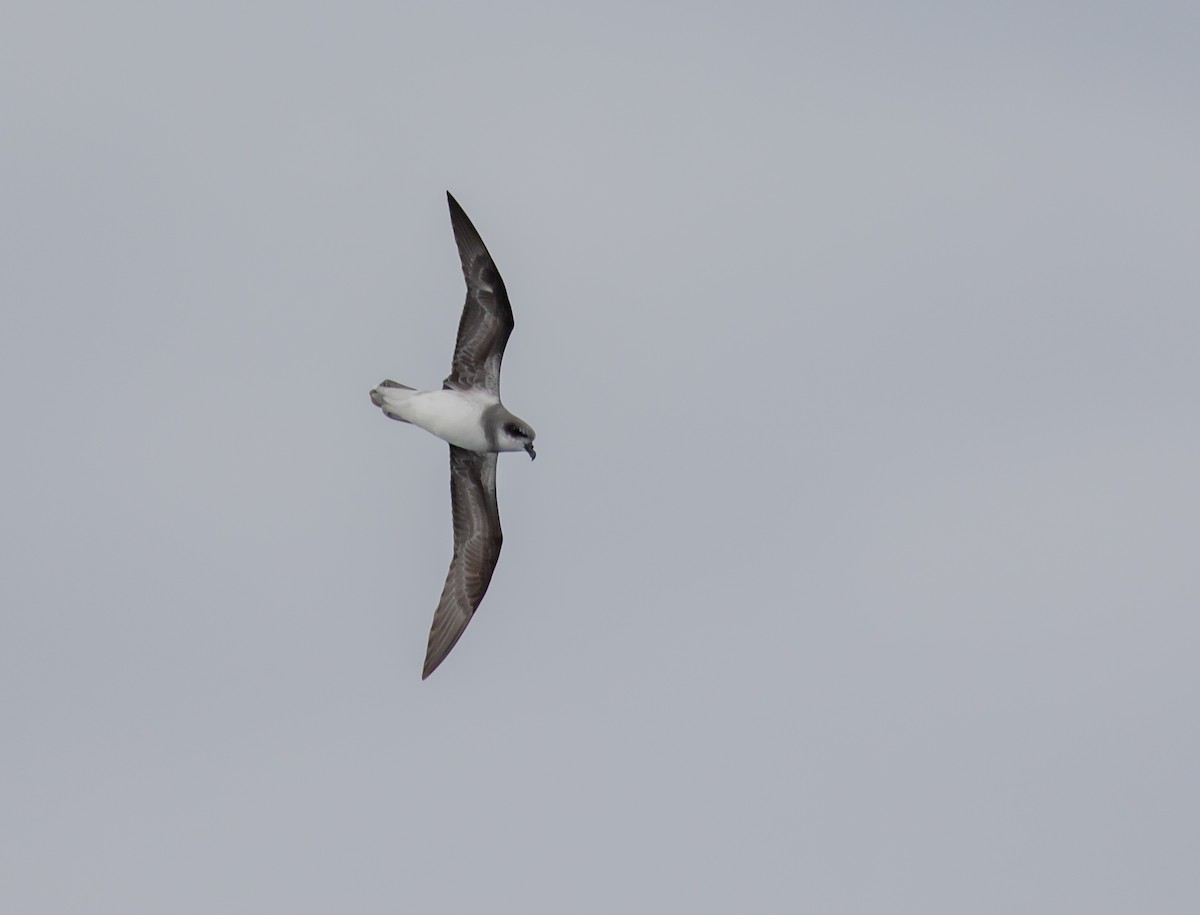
{"left": 370, "top": 193, "right": 536, "bottom": 679}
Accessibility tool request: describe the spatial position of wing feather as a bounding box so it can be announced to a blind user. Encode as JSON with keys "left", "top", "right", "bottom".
{"left": 443, "top": 192, "right": 514, "bottom": 395}
{"left": 423, "top": 446, "right": 502, "bottom": 679}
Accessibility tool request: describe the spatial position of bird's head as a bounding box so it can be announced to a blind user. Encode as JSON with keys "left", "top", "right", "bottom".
{"left": 501, "top": 419, "right": 537, "bottom": 460}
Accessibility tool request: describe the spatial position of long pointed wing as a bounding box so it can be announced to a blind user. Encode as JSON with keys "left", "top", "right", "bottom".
{"left": 443, "top": 192, "right": 514, "bottom": 395}
{"left": 423, "top": 446, "right": 503, "bottom": 679}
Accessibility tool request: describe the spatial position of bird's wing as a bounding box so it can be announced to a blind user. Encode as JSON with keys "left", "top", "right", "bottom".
{"left": 423, "top": 445, "right": 503, "bottom": 678}
{"left": 443, "top": 192, "right": 515, "bottom": 395}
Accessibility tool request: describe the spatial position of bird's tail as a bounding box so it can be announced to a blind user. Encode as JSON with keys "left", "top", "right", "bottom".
{"left": 370, "top": 379, "right": 417, "bottom": 422}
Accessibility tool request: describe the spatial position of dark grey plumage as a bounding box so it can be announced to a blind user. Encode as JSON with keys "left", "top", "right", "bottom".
{"left": 423, "top": 446, "right": 502, "bottom": 679}
{"left": 443, "top": 192, "right": 515, "bottom": 395}
{"left": 420, "top": 194, "right": 518, "bottom": 679}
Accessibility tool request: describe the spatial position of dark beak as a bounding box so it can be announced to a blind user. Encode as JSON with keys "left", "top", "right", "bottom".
{"left": 525, "top": 442, "right": 537, "bottom": 460}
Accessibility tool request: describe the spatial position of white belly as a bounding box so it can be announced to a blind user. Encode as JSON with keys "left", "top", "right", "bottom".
{"left": 392, "top": 389, "right": 496, "bottom": 451}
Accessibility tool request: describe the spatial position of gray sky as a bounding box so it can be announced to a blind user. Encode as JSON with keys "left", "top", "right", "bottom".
{"left": 3, "top": 2, "right": 1198, "bottom": 912}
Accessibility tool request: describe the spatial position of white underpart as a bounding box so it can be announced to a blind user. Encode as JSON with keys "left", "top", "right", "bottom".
{"left": 375, "top": 387, "right": 499, "bottom": 452}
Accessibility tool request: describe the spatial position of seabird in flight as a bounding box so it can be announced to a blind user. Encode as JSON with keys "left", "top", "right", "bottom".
{"left": 370, "top": 192, "right": 536, "bottom": 679}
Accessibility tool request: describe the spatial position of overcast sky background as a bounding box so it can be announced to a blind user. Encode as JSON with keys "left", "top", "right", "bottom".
{"left": 3, "top": 2, "right": 1198, "bottom": 913}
